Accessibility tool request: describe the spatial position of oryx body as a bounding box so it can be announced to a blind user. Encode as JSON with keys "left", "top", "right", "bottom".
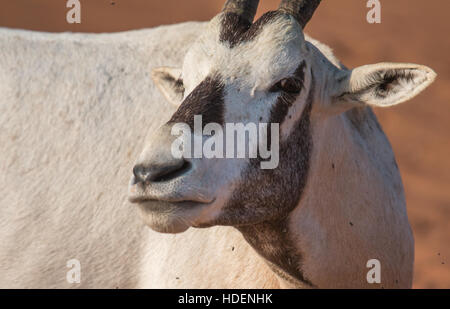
{"left": 0, "top": 0, "right": 435, "bottom": 289}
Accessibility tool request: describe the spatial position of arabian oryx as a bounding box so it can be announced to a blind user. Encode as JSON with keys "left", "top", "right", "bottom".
{"left": 0, "top": 0, "right": 435, "bottom": 288}
{"left": 129, "top": 0, "right": 435, "bottom": 288}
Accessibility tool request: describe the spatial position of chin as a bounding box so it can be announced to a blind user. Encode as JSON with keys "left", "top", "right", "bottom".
{"left": 137, "top": 202, "right": 190, "bottom": 233}
{"left": 135, "top": 200, "right": 214, "bottom": 234}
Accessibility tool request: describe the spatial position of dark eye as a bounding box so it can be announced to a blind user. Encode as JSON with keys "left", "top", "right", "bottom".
{"left": 269, "top": 78, "right": 302, "bottom": 94}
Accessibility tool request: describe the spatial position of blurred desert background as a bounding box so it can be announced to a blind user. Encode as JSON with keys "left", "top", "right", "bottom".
{"left": 0, "top": 0, "right": 448, "bottom": 288}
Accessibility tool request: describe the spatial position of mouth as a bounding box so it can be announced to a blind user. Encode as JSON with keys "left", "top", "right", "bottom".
{"left": 128, "top": 194, "right": 214, "bottom": 206}
{"left": 130, "top": 197, "right": 211, "bottom": 209}
{"left": 128, "top": 177, "right": 215, "bottom": 205}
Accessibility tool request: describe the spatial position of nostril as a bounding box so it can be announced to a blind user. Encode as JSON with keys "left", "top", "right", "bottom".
{"left": 132, "top": 160, "right": 192, "bottom": 185}
{"left": 152, "top": 160, "right": 192, "bottom": 183}
{"left": 133, "top": 164, "right": 151, "bottom": 184}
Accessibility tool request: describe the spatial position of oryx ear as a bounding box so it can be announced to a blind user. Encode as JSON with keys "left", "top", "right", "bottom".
{"left": 151, "top": 67, "right": 184, "bottom": 106}
{"left": 332, "top": 63, "right": 436, "bottom": 108}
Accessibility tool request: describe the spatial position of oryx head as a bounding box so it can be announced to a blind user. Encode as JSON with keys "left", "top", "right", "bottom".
{"left": 128, "top": 0, "right": 435, "bottom": 233}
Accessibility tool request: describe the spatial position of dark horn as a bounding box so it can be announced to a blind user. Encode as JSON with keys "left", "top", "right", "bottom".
{"left": 278, "top": 0, "right": 321, "bottom": 28}
{"left": 222, "top": 0, "right": 260, "bottom": 23}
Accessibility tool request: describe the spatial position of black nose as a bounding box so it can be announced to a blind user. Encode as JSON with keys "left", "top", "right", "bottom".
{"left": 133, "top": 159, "right": 191, "bottom": 184}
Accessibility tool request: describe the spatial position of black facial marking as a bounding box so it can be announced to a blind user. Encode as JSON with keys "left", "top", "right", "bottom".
{"left": 238, "top": 219, "right": 315, "bottom": 288}
{"left": 219, "top": 13, "right": 252, "bottom": 48}
{"left": 208, "top": 72, "right": 316, "bottom": 287}
{"left": 270, "top": 61, "right": 306, "bottom": 125}
{"left": 265, "top": 61, "right": 306, "bottom": 152}
{"left": 220, "top": 11, "right": 284, "bottom": 48}
{"left": 168, "top": 75, "right": 225, "bottom": 129}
